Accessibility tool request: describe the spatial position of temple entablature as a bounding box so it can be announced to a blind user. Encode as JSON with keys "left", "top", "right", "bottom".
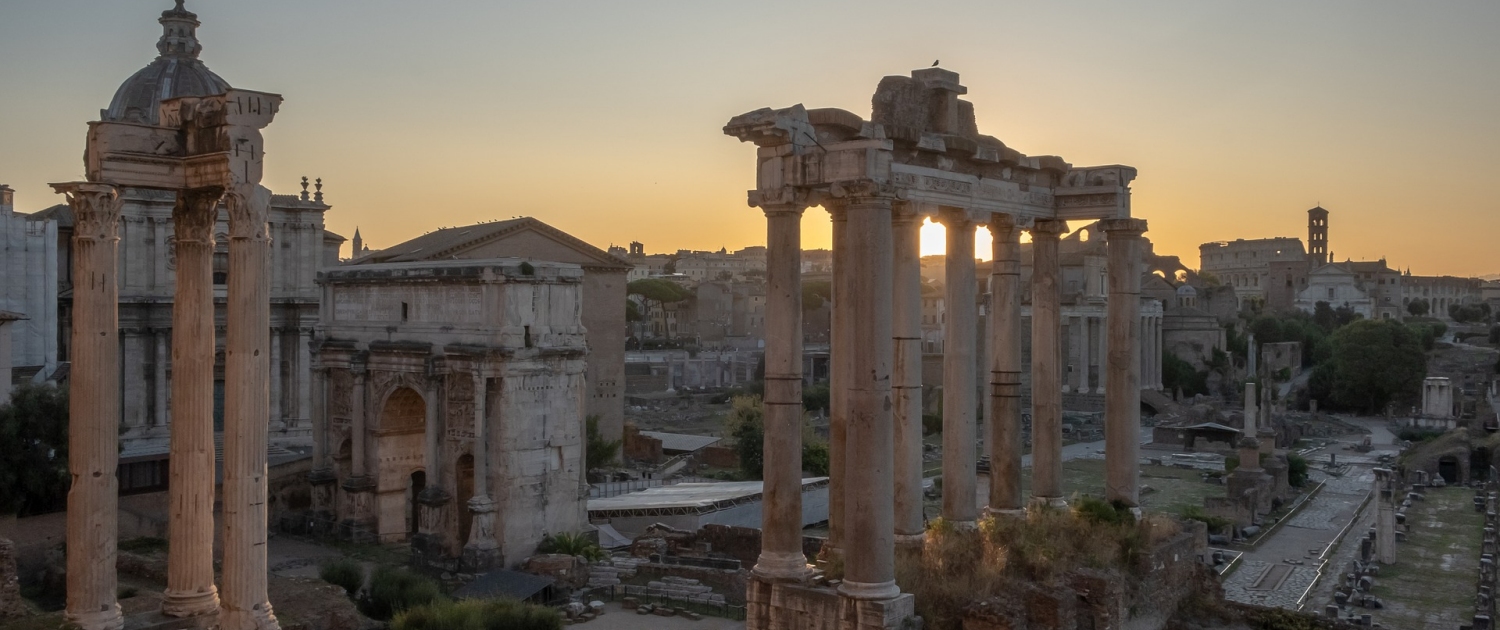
{"left": 724, "top": 68, "right": 1135, "bottom": 222}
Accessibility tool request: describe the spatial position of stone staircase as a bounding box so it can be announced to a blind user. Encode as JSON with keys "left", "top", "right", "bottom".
{"left": 587, "top": 556, "right": 642, "bottom": 588}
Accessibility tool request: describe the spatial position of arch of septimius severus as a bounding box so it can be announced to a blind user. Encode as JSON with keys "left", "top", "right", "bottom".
{"left": 725, "top": 68, "right": 1148, "bottom": 630}
{"left": 52, "top": 50, "right": 285, "bottom": 630}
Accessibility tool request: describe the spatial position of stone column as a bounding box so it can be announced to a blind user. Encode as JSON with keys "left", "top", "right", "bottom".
{"left": 162, "top": 188, "right": 223, "bottom": 618}
{"left": 221, "top": 186, "right": 280, "bottom": 630}
{"left": 1077, "top": 316, "right": 1091, "bottom": 395}
{"left": 987, "top": 215, "right": 1024, "bottom": 514}
{"left": 415, "top": 375, "right": 451, "bottom": 562}
{"left": 1096, "top": 314, "right": 1108, "bottom": 394}
{"left": 462, "top": 369, "right": 500, "bottom": 571}
{"left": 154, "top": 330, "right": 169, "bottom": 428}
{"left": 297, "top": 329, "right": 313, "bottom": 429}
{"left": 1101, "top": 218, "right": 1146, "bottom": 507}
{"left": 1028, "top": 219, "right": 1066, "bottom": 508}
{"left": 837, "top": 189, "right": 899, "bottom": 601}
{"left": 825, "top": 206, "right": 849, "bottom": 559}
{"left": 754, "top": 202, "right": 809, "bottom": 580}
{"left": 54, "top": 182, "right": 125, "bottom": 630}
{"left": 269, "top": 328, "right": 283, "bottom": 430}
{"left": 892, "top": 204, "right": 925, "bottom": 543}
{"left": 1244, "top": 382, "right": 1258, "bottom": 431}
{"left": 941, "top": 210, "right": 978, "bottom": 528}
{"left": 308, "top": 364, "right": 337, "bottom": 527}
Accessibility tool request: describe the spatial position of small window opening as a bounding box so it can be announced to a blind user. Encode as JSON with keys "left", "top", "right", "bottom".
{"left": 401, "top": 302, "right": 409, "bottom": 321}
{"left": 524, "top": 325, "right": 533, "bottom": 348}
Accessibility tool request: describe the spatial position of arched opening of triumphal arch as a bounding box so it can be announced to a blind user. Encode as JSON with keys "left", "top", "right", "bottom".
{"left": 374, "top": 386, "right": 427, "bottom": 543}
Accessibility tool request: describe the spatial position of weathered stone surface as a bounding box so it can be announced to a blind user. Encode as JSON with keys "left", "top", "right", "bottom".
{"left": 266, "top": 576, "right": 377, "bottom": 630}
{"left": 0, "top": 538, "right": 30, "bottom": 623}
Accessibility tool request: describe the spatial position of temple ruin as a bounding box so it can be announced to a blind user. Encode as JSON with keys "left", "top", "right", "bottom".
{"left": 724, "top": 67, "right": 1148, "bottom": 630}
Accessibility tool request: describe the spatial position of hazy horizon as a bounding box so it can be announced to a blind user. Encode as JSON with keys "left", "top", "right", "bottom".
{"left": 2, "top": 1, "right": 1496, "bottom": 276}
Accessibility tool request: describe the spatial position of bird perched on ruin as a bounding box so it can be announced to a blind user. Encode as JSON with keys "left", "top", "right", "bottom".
{"left": 932, "top": 60, "right": 939, "bottom": 67}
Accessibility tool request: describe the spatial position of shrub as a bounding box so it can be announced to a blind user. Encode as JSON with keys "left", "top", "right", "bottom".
{"left": 1180, "top": 505, "right": 1231, "bottom": 534}
{"left": 585, "top": 415, "right": 620, "bottom": 471}
{"left": 319, "top": 558, "right": 365, "bottom": 598}
{"left": 358, "top": 566, "right": 443, "bottom": 621}
{"left": 922, "top": 413, "right": 943, "bottom": 436}
{"left": 393, "top": 598, "right": 562, "bottom": 630}
{"left": 1286, "top": 453, "right": 1309, "bottom": 487}
{"left": 536, "top": 532, "right": 605, "bottom": 562}
{"left": 1073, "top": 496, "right": 1134, "bottom": 527}
{"left": 118, "top": 537, "right": 169, "bottom": 554}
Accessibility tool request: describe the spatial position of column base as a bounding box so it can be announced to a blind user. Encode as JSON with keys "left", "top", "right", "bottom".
{"left": 1029, "top": 496, "right": 1069, "bottom": 511}
{"left": 460, "top": 545, "right": 500, "bottom": 573}
{"left": 65, "top": 604, "right": 124, "bottom": 630}
{"left": 893, "top": 532, "right": 926, "bottom": 548}
{"left": 220, "top": 602, "right": 279, "bottom": 630}
{"left": 837, "top": 579, "right": 901, "bottom": 601}
{"left": 161, "top": 587, "right": 220, "bottom": 618}
{"left": 751, "top": 551, "right": 810, "bottom": 582}
{"left": 982, "top": 506, "right": 1027, "bottom": 520}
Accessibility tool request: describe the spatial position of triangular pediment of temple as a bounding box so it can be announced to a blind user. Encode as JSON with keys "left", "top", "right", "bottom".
{"left": 359, "top": 217, "right": 630, "bottom": 271}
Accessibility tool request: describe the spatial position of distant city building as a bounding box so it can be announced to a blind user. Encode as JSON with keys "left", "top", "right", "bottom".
{"left": 1402, "top": 273, "right": 1483, "bottom": 319}
{"left": 0, "top": 184, "right": 58, "bottom": 386}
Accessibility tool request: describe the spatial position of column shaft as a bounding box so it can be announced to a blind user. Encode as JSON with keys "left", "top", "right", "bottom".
{"left": 941, "top": 213, "right": 978, "bottom": 526}
{"left": 987, "top": 216, "right": 1023, "bottom": 513}
{"left": 1102, "top": 218, "right": 1146, "bottom": 507}
{"left": 423, "top": 379, "right": 442, "bottom": 496}
{"left": 163, "top": 190, "right": 222, "bottom": 617}
{"left": 297, "top": 330, "right": 313, "bottom": 427}
{"left": 56, "top": 183, "right": 124, "bottom": 630}
{"left": 891, "top": 206, "right": 924, "bottom": 541}
{"left": 1078, "top": 316, "right": 1091, "bottom": 394}
{"left": 462, "top": 369, "right": 499, "bottom": 569}
{"left": 352, "top": 370, "right": 368, "bottom": 477}
{"left": 221, "top": 187, "right": 279, "bottom": 630}
{"left": 1096, "top": 314, "right": 1108, "bottom": 394}
{"left": 837, "top": 193, "right": 898, "bottom": 601}
{"left": 826, "top": 208, "right": 849, "bottom": 557}
{"left": 754, "top": 205, "right": 808, "bottom": 580}
{"left": 269, "top": 329, "right": 282, "bottom": 429}
{"left": 1029, "top": 220, "right": 1066, "bottom": 506}
{"left": 154, "top": 331, "right": 169, "bottom": 427}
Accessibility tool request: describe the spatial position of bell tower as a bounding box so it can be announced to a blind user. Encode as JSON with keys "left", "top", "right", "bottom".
{"left": 1307, "top": 206, "right": 1328, "bottom": 269}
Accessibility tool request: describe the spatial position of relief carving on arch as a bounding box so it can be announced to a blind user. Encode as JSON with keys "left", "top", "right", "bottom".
{"left": 329, "top": 369, "right": 354, "bottom": 423}
{"left": 446, "top": 374, "right": 475, "bottom": 441}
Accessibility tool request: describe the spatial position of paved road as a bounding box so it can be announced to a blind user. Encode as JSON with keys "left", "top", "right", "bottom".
{"left": 1221, "top": 416, "right": 1398, "bottom": 610}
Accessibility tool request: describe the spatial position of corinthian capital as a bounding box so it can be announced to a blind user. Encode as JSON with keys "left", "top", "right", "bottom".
{"left": 225, "top": 185, "right": 271, "bottom": 240}
{"left": 50, "top": 182, "right": 120, "bottom": 241}
{"left": 174, "top": 187, "right": 224, "bottom": 245}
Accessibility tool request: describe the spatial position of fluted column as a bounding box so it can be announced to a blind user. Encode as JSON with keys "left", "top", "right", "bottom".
{"left": 824, "top": 206, "right": 849, "bottom": 559}
{"left": 1028, "top": 219, "right": 1067, "bottom": 508}
{"left": 940, "top": 210, "right": 978, "bottom": 528}
{"left": 1078, "top": 316, "right": 1091, "bottom": 395}
{"left": 462, "top": 369, "right": 499, "bottom": 571}
{"left": 308, "top": 363, "right": 337, "bottom": 523}
{"left": 1101, "top": 218, "right": 1146, "bottom": 507}
{"left": 221, "top": 186, "right": 280, "bottom": 630}
{"left": 154, "top": 331, "right": 169, "bottom": 428}
{"left": 1095, "top": 315, "right": 1108, "bottom": 394}
{"left": 269, "top": 329, "right": 283, "bottom": 430}
{"left": 837, "top": 189, "right": 899, "bottom": 601}
{"left": 986, "top": 215, "right": 1024, "bottom": 514}
{"left": 163, "top": 188, "right": 223, "bottom": 618}
{"left": 54, "top": 182, "right": 124, "bottom": 630}
{"left": 891, "top": 204, "right": 924, "bottom": 543}
{"left": 296, "top": 329, "right": 313, "bottom": 428}
{"left": 754, "top": 202, "right": 809, "bottom": 580}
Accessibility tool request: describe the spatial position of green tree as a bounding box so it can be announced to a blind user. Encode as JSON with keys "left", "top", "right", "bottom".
{"left": 626, "top": 278, "right": 693, "bottom": 318}
{"left": 802, "top": 383, "right": 830, "bottom": 414}
{"left": 802, "top": 280, "right": 832, "bottom": 311}
{"left": 585, "top": 415, "right": 620, "bottom": 470}
{"left": 724, "top": 396, "right": 765, "bottom": 479}
{"left": 625, "top": 299, "right": 642, "bottom": 322}
{"left": 1161, "top": 352, "right": 1209, "bottom": 397}
{"left": 1407, "top": 298, "right": 1430, "bottom": 317}
{"left": 1314, "top": 319, "right": 1426, "bottom": 414}
{"left": 0, "top": 383, "right": 70, "bottom": 516}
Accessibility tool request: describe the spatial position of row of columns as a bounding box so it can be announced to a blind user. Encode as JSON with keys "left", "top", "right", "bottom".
{"left": 59, "top": 182, "right": 280, "bottom": 630}
{"left": 753, "top": 193, "right": 1148, "bottom": 603}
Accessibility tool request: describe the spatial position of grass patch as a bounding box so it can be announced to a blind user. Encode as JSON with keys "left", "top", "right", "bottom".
{"left": 1367, "top": 487, "right": 1482, "bottom": 627}
{"left": 318, "top": 557, "right": 365, "bottom": 597}
{"left": 392, "top": 598, "right": 562, "bottom": 630}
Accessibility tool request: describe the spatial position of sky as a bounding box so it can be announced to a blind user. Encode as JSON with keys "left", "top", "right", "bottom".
{"left": 2, "top": 1, "right": 1497, "bottom": 276}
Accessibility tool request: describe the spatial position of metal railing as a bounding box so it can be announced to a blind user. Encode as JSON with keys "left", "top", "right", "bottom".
{"left": 590, "top": 583, "right": 746, "bottom": 620}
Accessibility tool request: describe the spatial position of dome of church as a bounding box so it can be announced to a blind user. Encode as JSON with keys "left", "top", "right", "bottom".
{"left": 101, "top": 1, "right": 230, "bottom": 126}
